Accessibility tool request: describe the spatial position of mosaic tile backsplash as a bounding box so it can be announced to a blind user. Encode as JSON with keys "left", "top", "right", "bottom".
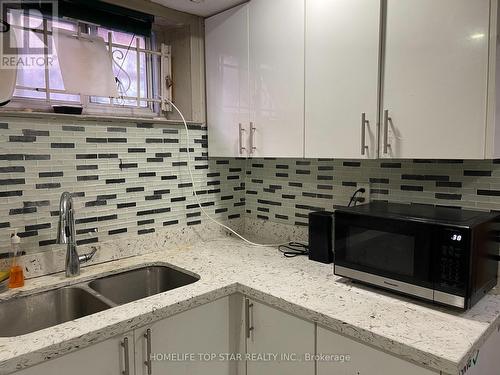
{"left": 244, "top": 158, "right": 500, "bottom": 226}
{"left": 2, "top": 116, "right": 500, "bottom": 257}
{"left": 0, "top": 117, "right": 245, "bottom": 255}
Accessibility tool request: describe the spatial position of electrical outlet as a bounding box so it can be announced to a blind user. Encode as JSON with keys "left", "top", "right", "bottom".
{"left": 357, "top": 184, "right": 371, "bottom": 205}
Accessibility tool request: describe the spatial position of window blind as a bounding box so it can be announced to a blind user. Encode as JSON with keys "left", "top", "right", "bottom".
{"left": 11, "top": 0, "right": 153, "bottom": 36}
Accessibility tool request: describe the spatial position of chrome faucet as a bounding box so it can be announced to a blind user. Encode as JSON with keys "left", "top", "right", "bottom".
{"left": 57, "top": 192, "right": 97, "bottom": 277}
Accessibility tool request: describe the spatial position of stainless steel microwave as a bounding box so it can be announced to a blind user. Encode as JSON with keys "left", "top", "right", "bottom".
{"left": 334, "top": 202, "right": 499, "bottom": 310}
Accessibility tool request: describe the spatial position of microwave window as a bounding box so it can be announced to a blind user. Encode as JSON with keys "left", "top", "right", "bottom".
{"left": 346, "top": 227, "right": 415, "bottom": 277}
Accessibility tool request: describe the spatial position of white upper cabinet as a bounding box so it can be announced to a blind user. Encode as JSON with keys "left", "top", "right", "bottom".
{"left": 248, "top": 0, "right": 305, "bottom": 158}
{"left": 206, "top": 4, "right": 250, "bottom": 157}
{"left": 381, "top": 0, "right": 490, "bottom": 159}
{"left": 207, "top": 0, "right": 499, "bottom": 159}
{"left": 305, "top": 0, "right": 380, "bottom": 159}
{"left": 206, "top": 0, "right": 305, "bottom": 158}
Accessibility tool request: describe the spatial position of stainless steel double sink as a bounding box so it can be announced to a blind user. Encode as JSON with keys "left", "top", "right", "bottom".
{"left": 0, "top": 265, "right": 199, "bottom": 337}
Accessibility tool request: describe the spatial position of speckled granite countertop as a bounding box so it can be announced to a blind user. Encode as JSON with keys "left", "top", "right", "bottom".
{"left": 1, "top": 236, "right": 500, "bottom": 375}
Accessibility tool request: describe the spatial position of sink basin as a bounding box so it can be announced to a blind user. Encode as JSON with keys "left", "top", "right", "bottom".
{"left": 89, "top": 266, "right": 199, "bottom": 305}
{"left": 0, "top": 265, "right": 199, "bottom": 337}
{"left": 0, "top": 287, "right": 110, "bottom": 337}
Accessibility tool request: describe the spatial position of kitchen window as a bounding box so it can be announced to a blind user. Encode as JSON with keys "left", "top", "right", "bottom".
{"left": 4, "top": 9, "right": 171, "bottom": 117}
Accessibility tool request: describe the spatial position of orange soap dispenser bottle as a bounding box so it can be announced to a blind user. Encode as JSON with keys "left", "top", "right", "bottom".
{"left": 8, "top": 229, "right": 24, "bottom": 288}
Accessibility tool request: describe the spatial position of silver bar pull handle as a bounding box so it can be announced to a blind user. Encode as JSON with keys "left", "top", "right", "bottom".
{"left": 383, "top": 109, "right": 391, "bottom": 154}
{"left": 250, "top": 122, "right": 256, "bottom": 154}
{"left": 238, "top": 123, "right": 246, "bottom": 155}
{"left": 121, "top": 337, "right": 130, "bottom": 375}
{"left": 245, "top": 298, "right": 254, "bottom": 339}
{"left": 361, "top": 113, "right": 369, "bottom": 155}
{"left": 144, "top": 329, "right": 152, "bottom": 375}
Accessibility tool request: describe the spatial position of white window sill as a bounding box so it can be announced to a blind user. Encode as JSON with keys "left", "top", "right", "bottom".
{"left": 0, "top": 110, "right": 205, "bottom": 127}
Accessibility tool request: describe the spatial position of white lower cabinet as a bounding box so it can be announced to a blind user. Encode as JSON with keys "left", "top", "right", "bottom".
{"left": 316, "top": 326, "right": 438, "bottom": 375}
{"left": 244, "top": 298, "right": 315, "bottom": 375}
{"left": 19, "top": 294, "right": 498, "bottom": 375}
{"left": 134, "top": 296, "right": 232, "bottom": 375}
{"left": 460, "top": 323, "right": 500, "bottom": 375}
{"left": 14, "top": 331, "right": 134, "bottom": 375}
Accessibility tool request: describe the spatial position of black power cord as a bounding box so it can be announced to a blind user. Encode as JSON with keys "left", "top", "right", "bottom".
{"left": 278, "top": 242, "right": 309, "bottom": 258}
{"left": 348, "top": 187, "right": 366, "bottom": 207}
{"left": 279, "top": 188, "right": 366, "bottom": 259}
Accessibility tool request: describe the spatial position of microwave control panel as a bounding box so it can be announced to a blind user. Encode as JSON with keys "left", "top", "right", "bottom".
{"left": 437, "top": 229, "right": 467, "bottom": 291}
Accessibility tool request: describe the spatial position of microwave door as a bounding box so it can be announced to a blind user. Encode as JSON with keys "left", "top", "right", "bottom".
{"left": 345, "top": 228, "right": 415, "bottom": 276}
{"left": 334, "top": 214, "right": 434, "bottom": 292}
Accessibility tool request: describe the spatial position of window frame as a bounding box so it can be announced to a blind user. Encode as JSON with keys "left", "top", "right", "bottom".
{"left": 2, "top": 11, "right": 169, "bottom": 118}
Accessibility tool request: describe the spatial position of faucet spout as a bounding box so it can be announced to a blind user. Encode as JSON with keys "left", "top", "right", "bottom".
{"left": 57, "top": 192, "right": 74, "bottom": 245}
{"left": 57, "top": 192, "right": 98, "bottom": 277}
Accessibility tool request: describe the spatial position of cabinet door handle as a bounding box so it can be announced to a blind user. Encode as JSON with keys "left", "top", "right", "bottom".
{"left": 144, "top": 328, "right": 152, "bottom": 375}
{"left": 245, "top": 298, "right": 254, "bottom": 339}
{"left": 383, "top": 109, "right": 391, "bottom": 154}
{"left": 361, "top": 113, "right": 369, "bottom": 156}
{"left": 238, "top": 123, "right": 246, "bottom": 155}
{"left": 121, "top": 337, "right": 130, "bottom": 375}
{"left": 249, "top": 122, "right": 256, "bottom": 154}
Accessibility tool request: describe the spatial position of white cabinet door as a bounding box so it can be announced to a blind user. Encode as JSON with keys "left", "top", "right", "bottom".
{"left": 246, "top": 298, "right": 315, "bottom": 375}
{"left": 305, "top": 0, "right": 380, "bottom": 159}
{"left": 381, "top": 0, "right": 490, "bottom": 159}
{"left": 206, "top": 4, "right": 250, "bottom": 157}
{"left": 14, "top": 332, "right": 134, "bottom": 375}
{"left": 463, "top": 323, "right": 500, "bottom": 375}
{"left": 248, "top": 0, "right": 305, "bottom": 158}
{"left": 316, "top": 326, "right": 438, "bottom": 375}
{"left": 135, "top": 297, "right": 231, "bottom": 375}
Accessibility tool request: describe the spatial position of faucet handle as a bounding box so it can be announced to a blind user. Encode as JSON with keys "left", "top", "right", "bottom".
{"left": 78, "top": 229, "right": 99, "bottom": 264}
{"left": 79, "top": 245, "right": 99, "bottom": 264}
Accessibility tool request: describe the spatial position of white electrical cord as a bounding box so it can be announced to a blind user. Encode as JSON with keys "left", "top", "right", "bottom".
{"left": 166, "top": 99, "right": 291, "bottom": 247}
